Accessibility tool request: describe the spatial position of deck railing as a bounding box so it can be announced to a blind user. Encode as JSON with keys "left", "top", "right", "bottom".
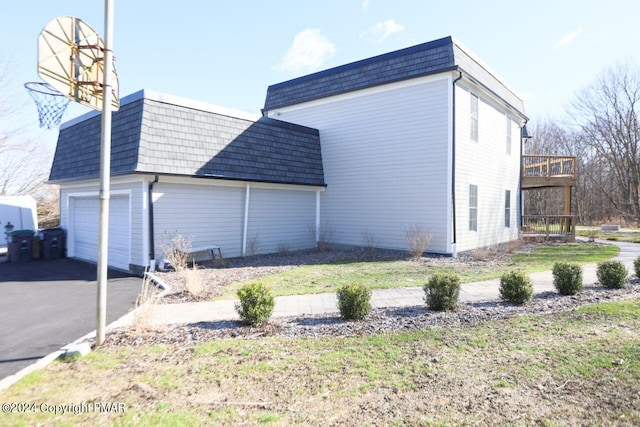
{"left": 522, "top": 155, "right": 575, "bottom": 178}
{"left": 522, "top": 155, "right": 576, "bottom": 188}
{"left": 522, "top": 215, "right": 575, "bottom": 239}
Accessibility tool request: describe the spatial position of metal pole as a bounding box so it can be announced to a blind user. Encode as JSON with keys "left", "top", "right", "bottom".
{"left": 96, "top": 0, "right": 114, "bottom": 347}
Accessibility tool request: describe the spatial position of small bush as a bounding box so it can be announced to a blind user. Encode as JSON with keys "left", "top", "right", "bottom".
{"left": 552, "top": 262, "right": 583, "bottom": 295}
{"left": 309, "top": 222, "right": 336, "bottom": 250}
{"left": 132, "top": 274, "right": 158, "bottom": 332}
{"left": 184, "top": 263, "right": 204, "bottom": 297}
{"left": 247, "top": 233, "right": 260, "bottom": 256}
{"left": 597, "top": 260, "right": 628, "bottom": 289}
{"left": 235, "top": 282, "right": 275, "bottom": 326}
{"left": 361, "top": 228, "right": 378, "bottom": 252}
{"left": 499, "top": 271, "right": 533, "bottom": 304}
{"left": 424, "top": 273, "right": 460, "bottom": 311}
{"left": 405, "top": 224, "right": 432, "bottom": 258}
{"left": 633, "top": 256, "right": 640, "bottom": 279}
{"left": 336, "top": 282, "right": 372, "bottom": 320}
{"left": 277, "top": 242, "right": 290, "bottom": 255}
{"left": 160, "top": 232, "right": 193, "bottom": 272}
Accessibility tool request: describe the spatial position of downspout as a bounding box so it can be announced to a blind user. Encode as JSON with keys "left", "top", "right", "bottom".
{"left": 451, "top": 71, "right": 463, "bottom": 256}
{"left": 519, "top": 120, "right": 527, "bottom": 235}
{"left": 148, "top": 175, "right": 159, "bottom": 271}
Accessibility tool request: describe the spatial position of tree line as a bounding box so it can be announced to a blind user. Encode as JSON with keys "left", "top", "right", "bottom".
{"left": 524, "top": 61, "right": 640, "bottom": 227}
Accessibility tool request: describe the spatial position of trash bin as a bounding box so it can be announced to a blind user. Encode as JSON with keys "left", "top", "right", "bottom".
{"left": 7, "top": 230, "right": 34, "bottom": 263}
{"left": 40, "top": 228, "right": 66, "bottom": 260}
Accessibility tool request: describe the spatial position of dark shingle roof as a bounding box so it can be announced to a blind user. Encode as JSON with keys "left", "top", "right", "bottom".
{"left": 50, "top": 91, "right": 325, "bottom": 186}
{"left": 263, "top": 36, "right": 525, "bottom": 115}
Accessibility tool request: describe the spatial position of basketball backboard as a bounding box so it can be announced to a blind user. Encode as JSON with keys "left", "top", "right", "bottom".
{"left": 38, "top": 16, "right": 119, "bottom": 111}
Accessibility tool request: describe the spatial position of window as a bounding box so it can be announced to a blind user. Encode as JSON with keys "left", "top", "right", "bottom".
{"left": 506, "top": 116, "right": 512, "bottom": 155}
{"left": 469, "top": 185, "right": 478, "bottom": 231}
{"left": 470, "top": 94, "right": 479, "bottom": 141}
{"left": 504, "top": 190, "right": 511, "bottom": 228}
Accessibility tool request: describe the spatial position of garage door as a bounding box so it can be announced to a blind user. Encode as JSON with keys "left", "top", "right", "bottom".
{"left": 71, "top": 196, "right": 130, "bottom": 270}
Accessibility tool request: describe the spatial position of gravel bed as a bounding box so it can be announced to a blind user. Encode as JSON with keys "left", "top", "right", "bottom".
{"left": 105, "top": 280, "right": 640, "bottom": 347}
{"left": 154, "top": 243, "right": 536, "bottom": 303}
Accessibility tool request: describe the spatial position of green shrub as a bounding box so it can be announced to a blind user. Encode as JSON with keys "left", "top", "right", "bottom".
{"left": 424, "top": 273, "right": 460, "bottom": 311}
{"left": 597, "top": 260, "right": 628, "bottom": 289}
{"left": 634, "top": 256, "right": 640, "bottom": 279}
{"left": 235, "top": 282, "right": 275, "bottom": 326}
{"left": 499, "top": 271, "right": 533, "bottom": 304}
{"left": 336, "top": 282, "right": 372, "bottom": 320}
{"left": 552, "top": 262, "right": 583, "bottom": 295}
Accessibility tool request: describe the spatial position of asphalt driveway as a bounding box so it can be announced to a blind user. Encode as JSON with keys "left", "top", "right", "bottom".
{"left": 0, "top": 257, "right": 141, "bottom": 381}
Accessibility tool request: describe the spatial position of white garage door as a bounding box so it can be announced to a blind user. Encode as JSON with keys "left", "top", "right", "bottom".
{"left": 71, "top": 196, "right": 130, "bottom": 270}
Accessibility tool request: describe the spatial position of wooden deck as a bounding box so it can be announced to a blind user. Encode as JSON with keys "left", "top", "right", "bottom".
{"left": 522, "top": 155, "right": 576, "bottom": 189}
{"left": 522, "top": 215, "right": 575, "bottom": 241}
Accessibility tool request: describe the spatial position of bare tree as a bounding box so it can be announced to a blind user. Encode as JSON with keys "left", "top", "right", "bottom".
{"left": 568, "top": 61, "right": 640, "bottom": 224}
{"left": 0, "top": 142, "right": 53, "bottom": 196}
{"left": 0, "top": 59, "right": 59, "bottom": 225}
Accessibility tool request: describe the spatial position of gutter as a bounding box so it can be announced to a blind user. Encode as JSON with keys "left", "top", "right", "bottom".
{"left": 451, "top": 70, "right": 463, "bottom": 255}
{"left": 148, "top": 175, "right": 159, "bottom": 271}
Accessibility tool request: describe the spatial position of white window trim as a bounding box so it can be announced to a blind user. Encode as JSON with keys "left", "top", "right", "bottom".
{"left": 506, "top": 116, "right": 512, "bottom": 155}
{"left": 469, "top": 184, "right": 478, "bottom": 232}
{"left": 505, "top": 190, "right": 511, "bottom": 228}
{"left": 470, "top": 93, "right": 479, "bottom": 142}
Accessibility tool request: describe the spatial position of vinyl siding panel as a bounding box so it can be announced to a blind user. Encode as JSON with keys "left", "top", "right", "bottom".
{"left": 454, "top": 85, "right": 521, "bottom": 252}
{"left": 268, "top": 76, "right": 451, "bottom": 253}
{"left": 152, "top": 180, "right": 318, "bottom": 259}
{"left": 152, "top": 182, "right": 245, "bottom": 258}
{"left": 247, "top": 188, "right": 316, "bottom": 254}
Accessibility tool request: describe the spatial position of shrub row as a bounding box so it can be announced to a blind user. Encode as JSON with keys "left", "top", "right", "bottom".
{"left": 234, "top": 256, "right": 638, "bottom": 325}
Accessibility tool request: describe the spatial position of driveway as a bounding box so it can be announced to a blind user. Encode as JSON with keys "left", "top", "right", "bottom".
{"left": 0, "top": 258, "right": 141, "bottom": 381}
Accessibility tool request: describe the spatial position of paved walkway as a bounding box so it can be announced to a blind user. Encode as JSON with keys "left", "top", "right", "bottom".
{"left": 112, "top": 239, "right": 640, "bottom": 329}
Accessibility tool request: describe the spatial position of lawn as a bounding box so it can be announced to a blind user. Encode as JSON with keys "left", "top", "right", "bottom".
{"left": 221, "top": 243, "right": 619, "bottom": 298}
{"left": 576, "top": 226, "right": 640, "bottom": 243}
{"left": 2, "top": 298, "right": 639, "bottom": 426}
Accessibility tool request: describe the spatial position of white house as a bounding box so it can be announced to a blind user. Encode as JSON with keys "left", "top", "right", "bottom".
{"left": 50, "top": 36, "right": 528, "bottom": 272}
{"left": 263, "top": 36, "right": 527, "bottom": 255}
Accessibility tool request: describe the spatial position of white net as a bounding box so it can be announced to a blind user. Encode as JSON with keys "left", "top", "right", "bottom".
{"left": 24, "top": 82, "right": 71, "bottom": 130}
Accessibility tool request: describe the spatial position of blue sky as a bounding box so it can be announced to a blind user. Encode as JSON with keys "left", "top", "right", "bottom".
{"left": 1, "top": 0, "right": 639, "bottom": 148}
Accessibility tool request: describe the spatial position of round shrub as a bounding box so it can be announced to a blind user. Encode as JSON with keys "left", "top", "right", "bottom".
{"left": 634, "top": 256, "right": 640, "bottom": 279}
{"left": 336, "top": 282, "right": 372, "bottom": 320}
{"left": 597, "top": 260, "right": 628, "bottom": 289}
{"left": 499, "top": 271, "right": 533, "bottom": 304}
{"left": 424, "top": 272, "right": 460, "bottom": 311}
{"left": 552, "top": 262, "right": 583, "bottom": 295}
{"left": 235, "top": 282, "right": 275, "bottom": 326}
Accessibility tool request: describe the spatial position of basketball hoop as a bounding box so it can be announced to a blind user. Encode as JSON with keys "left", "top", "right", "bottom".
{"left": 24, "top": 82, "right": 71, "bottom": 130}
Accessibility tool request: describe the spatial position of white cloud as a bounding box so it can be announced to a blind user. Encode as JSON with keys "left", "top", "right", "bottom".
{"left": 553, "top": 27, "right": 583, "bottom": 49}
{"left": 360, "top": 19, "right": 405, "bottom": 43}
{"left": 362, "top": 0, "right": 371, "bottom": 10}
{"left": 275, "top": 29, "right": 336, "bottom": 73}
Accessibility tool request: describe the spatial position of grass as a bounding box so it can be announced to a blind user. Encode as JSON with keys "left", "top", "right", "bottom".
{"left": 1, "top": 298, "right": 639, "bottom": 425}
{"left": 576, "top": 226, "right": 640, "bottom": 243}
{"left": 221, "top": 243, "right": 619, "bottom": 298}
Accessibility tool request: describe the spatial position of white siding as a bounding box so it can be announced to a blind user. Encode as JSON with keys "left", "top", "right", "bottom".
{"left": 246, "top": 187, "right": 316, "bottom": 254}
{"left": 268, "top": 76, "right": 451, "bottom": 253}
{"left": 152, "top": 181, "right": 245, "bottom": 259}
{"left": 152, "top": 179, "right": 319, "bottom": 259}
{"left": 454, "top": 85, "right": 522, "bottom": 252}
{"left": 61, "top": 176, "right": 321, "bottom": 268}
